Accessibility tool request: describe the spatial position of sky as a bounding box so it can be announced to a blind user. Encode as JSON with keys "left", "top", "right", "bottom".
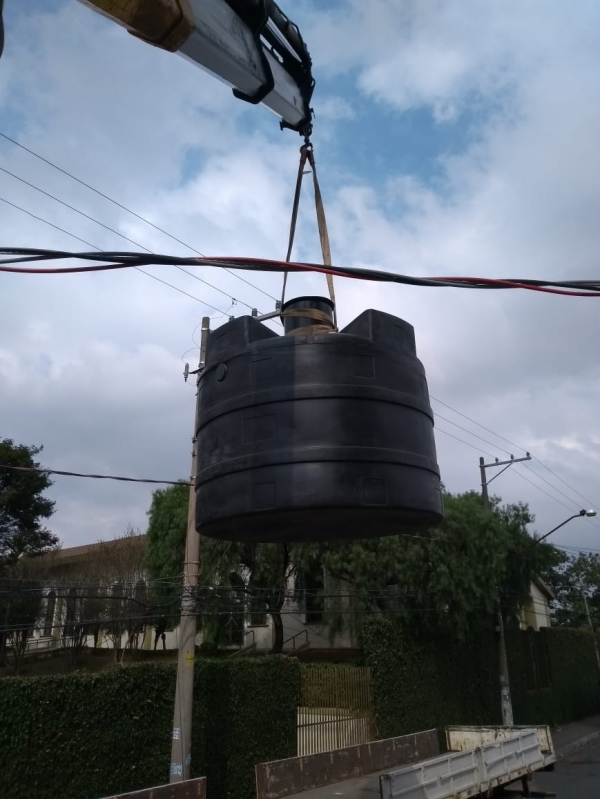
{"left": 1, "top": 0, "right": 600, "bottom": 553}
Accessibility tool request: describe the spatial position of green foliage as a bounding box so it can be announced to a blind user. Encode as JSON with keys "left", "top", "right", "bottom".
{"left": 507, "top": 627, "right": 600, "bottom": 726}
{"left": 362, "top": 616, "right": 499, "bottom": 738}
{"left": 144, "top": 483, "right": 316, "bottom": 652}
{"left": 363, "top": 616, "right": 600, "bottom": 740}
{"left": 545, "top": 551, "right": 600, "bottom": 628}
{"left": 0, "top": 439, "right": 57, "bottom": 565}
{"left": 0, "top": 664, "right": 175, "bottom": 799}
{"left": 0, "top": 657, "right": 300, "bottom": 799}
{"left": 144, "top": 486, "right": 557, "bottom": 651}
{"left": 0, "top": 577, "right": 44, "bottom": 671}
{"left": 323, "top": 491, "right": 554, "bottom": 641}
{"left": 144, "top": 483, "right": 189, "bottom": 627}
{"left": 207, "top": 657, "right": 300, "bottom": 799}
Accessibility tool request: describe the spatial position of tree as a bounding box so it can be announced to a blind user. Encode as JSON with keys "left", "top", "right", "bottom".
{"left": 59, "top": 583, "right": 90, "bottom": 672}
{"left": 94, "top": 526, "right": 146, "bottom": 662}
{"left": 145, "top": 483, "right": 316, "bottom": 653}
{"left": 546, "top": 551, "right": 600, "bottom": 629}
{"left": 144, "top": 485, "right": 558, "bottom": 652}
{"left": 195, "top": 538, "right": 314, "bottom": 654}
{"left": 0, "top": 439, "right": 58, "bottom": 665}
{"left": 319, "top": 491, "right": 559, "bottom": 641}
{"left": 145, "top": 482, "right": 189, "bottom": 638}
{"left": 0, "top": 439, "right": 57, "bottom": 565}
{"left": 0, "top": 567, "right": 44, "bottom": 674}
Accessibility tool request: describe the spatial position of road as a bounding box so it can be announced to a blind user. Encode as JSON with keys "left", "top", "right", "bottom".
{"left": 530, "top": 738, "right": 600, "bottom": 798}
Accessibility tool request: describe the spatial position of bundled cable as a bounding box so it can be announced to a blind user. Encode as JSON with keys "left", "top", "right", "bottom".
{"left": 2, "top": 247, "right": 600, "bottom": 296}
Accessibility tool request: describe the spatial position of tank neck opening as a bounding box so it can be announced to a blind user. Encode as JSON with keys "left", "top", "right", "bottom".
{"left": 280, "top": 296, "right": 336, "bottom": 336}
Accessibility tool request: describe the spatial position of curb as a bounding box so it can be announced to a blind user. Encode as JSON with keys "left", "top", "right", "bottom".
{"left": 556, "top": 730, "right": 600, "bottom": 759}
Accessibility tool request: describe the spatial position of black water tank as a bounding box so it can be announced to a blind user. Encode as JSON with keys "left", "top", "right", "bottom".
{"left": 195, "top": 299, "right": 443, "bottom": 542}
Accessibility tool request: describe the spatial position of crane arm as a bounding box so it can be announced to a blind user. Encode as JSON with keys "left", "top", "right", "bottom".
{"left": 82, "top": 1, "right": 317, "bottom": 136}
{"left": 0, "top": 0, "right": 314, "bottom": 135}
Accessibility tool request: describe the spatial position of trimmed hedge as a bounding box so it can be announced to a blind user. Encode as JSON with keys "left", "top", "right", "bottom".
{"left": 507, "top": 627, "right": 600, "bottom": 726}
{"left": 362, "top": 618, "right": 499, "bottom": 739}
{"left": 363, "top": 617, "right": 600, "bottom": 740}
{"left": 0, "top": 657, "right": 300, "bottom": 799}
{"left": 194, "top": 657, "right": 300, "bottom": 799}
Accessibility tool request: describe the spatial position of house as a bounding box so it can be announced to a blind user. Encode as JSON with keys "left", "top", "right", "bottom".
{"left": 29, "top": 536, "right": 356, "bottom": 656}
{"left": 30, "top": 536, "right": 552, "bottom": 656}
{"left": 520, "top": 576, "right": 554, "bottom": 631}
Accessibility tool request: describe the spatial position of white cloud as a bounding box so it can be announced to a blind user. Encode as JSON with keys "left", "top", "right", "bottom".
{"left": 1, "top": 0, "right": 600, "bottom": 552}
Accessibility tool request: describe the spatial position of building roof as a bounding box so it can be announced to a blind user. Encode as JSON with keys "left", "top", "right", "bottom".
{"left": 39, "top": 535, "right": 146, "bottom": 567}
{"left": 532, "top": 574, "right": 555, "bottom": 601}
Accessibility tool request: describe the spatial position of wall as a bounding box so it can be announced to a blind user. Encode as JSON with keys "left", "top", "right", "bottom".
{"left": 363, "top": 617, "right": 600, "bottom": 740}
{"left": 521, "top": 582, "right": 551, "bottom": 631}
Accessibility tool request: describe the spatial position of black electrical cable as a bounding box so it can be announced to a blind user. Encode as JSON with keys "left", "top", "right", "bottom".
{"left": 0, "top": 463, "right": 189, "bottom": 486}
{"left": 2, "top": 248, "right": 600, "bottom": 296}
{"left": 0, "top": 153, "right": 277, "bottom": 302}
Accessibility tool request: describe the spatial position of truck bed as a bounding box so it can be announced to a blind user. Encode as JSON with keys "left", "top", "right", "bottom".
{"left": 380, "top": 727, "right": 554, "bottom": 799}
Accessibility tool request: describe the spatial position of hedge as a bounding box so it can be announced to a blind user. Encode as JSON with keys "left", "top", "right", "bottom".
{"left": 363, "top": 617, "right": 600, "bottom": 740}
{"left": 0, "top": 657, "right": 300, "bottom": 799}
{"left": 507, "top": 627, "right": 600, "bottom": 726}
{"left": 362, "top": 617, "right": 499, "bottom": 739}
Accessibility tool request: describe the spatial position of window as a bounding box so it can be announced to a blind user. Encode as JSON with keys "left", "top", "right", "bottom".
{"left": 44, "top": 590, "right": 56, "bottom": 637}
{"left": 248, "top": 582, "right": 268, "bottom": 627}
{"left": 64, "top": 587, "right": 77, "bottom": 637}
{"left": 298, "top": 566, "right": 324, "bottom": 625}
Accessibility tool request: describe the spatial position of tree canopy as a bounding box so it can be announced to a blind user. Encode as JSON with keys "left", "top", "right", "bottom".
{"left": 320, "top": 491, "right": 560, "bottom": 641}
{"left": 545, "top": 550, "right": 600, "bottom": 628}
{"left": 143, "top": 484, "right": 558, "bottom": 649}
{"left": 0, "top": 439, "right": 57, "bottom": 565}
{"left": 144, "top": 482, "right": 189, "bottom": 628}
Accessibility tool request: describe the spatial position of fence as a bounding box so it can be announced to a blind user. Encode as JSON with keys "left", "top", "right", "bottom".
{"left": 298, "top": 666, "right": 376, "bottom": 755}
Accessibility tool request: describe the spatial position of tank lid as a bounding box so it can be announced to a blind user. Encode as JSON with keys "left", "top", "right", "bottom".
{"left": 280, "top": 295, "right": 335, "bottom": 335}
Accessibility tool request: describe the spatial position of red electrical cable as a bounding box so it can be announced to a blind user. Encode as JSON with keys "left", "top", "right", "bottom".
{"left": 434, "top": 276, "right": 600, "bottom": 297}
{"left": 0, "top": 261, "right": 131, "bottom": 274}
{"left": 3, "top": 251, "right": 600, "bottom": 297}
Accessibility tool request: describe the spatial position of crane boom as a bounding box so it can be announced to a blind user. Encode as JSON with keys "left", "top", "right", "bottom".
{"left": 0, "top": 0, "right": 314, "bottom": 136}
{"left": 79, "top": 0, "right": 314, "bottom": 135}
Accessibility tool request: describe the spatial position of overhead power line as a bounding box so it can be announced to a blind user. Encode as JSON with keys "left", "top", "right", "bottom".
{"left": 521, "top": 463, "right": 585, "bottom": 513}
{"left": 0, "top": 193, "right": 228, "bottom": 314}
{"left": 4, "top": 248, "right": 600, "bottom": 295}
{"left": 0, "top": 463, "right": 190, "bottom": 487}
{"left": 431, "top": 395, "right": 525, "bottom": 452}
{"left": 532, "top": 455, "right": 597, "bottom": 510}
{"left": 510, "top": 466, "right": 574, "bottom": 514}
{"left": 434, "top": 412, "right": 512, "bottom": 456}
{"left": 6, "top": 247, "right": 600, "bottom": 297}
{"left": 430, "top": 395, "right": 598, "bottom": 513}
{"left": 0, "top": 168, "right": 264, "bottom": 313}
{"left": 0, "top": 130, "right": 278, "bottom": 302}
{"left": 435, "top": 425, "right": 496, "bottom": 459}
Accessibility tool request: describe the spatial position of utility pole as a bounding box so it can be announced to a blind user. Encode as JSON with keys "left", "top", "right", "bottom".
{"left": 170, "top": 317, "right": 210, "bottom": 783}
{"left": 479, "top": 452, "right": 531, "bottom": 727}
{"left": 582, "top": 591, "right": 600, "bottom": 673}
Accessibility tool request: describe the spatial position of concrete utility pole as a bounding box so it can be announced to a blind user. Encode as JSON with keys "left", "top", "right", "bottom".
{"left": 170, "top": 317, "right": 210, "bottom": 784}
{"left": 479, "top": 453, "right": 531, "bottom": 727}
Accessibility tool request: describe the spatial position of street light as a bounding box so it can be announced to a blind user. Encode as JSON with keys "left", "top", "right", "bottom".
{"left": 530, "top": 509, "right": 597, "bottom": 547}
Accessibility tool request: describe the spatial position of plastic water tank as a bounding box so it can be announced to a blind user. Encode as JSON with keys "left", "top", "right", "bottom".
{"left": 195, "top": 298, "right": 443, "bottom": 542}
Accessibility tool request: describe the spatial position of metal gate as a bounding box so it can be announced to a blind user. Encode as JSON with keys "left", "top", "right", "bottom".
{"left": 298, "top": 666, "right": 376, "bottom": 756}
